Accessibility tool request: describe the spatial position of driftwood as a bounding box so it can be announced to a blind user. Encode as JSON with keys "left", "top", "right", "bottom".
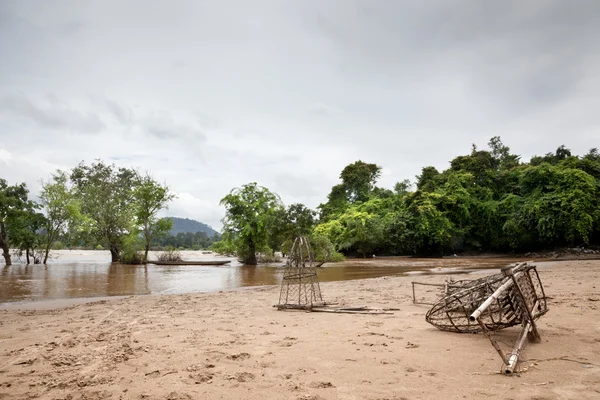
{"left": 311, "top": 306, "right": 394, "bottom": 315}
{"left": 425, "top": 262, "right": 548, "bottom": 374}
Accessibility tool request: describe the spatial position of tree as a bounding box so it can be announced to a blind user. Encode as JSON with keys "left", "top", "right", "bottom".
{"left": 318, "top": 161, "right": 382, "bottom": 221}
{"left": 10, "top": 208, "right": 46, "bottom": 264}
{"left": 583, "top": 148, "right": 600, "bottom": 163}
{"left": 283, "top": 203, "right": 316, "bottom": 239}
{"left": 339, "top": 160, "right": 382, "bottom": 203}
{"left": 0, "top": 180, "right": 34, "bottom": 265}
{"left": 488, "top": 136, "right": 520, "bottom": 170}
{"left": 133, "top": 175, "right": 175, "bottom": 262}
{"left": 220, "top": 183, "right": 283, "bottom": 265}
{"left": 70, "top": 161, "right": 140, "bottom": 262}
{"left": 39, "top": 170, "right": 84, "bottom": 264}
{"left": 416, "top": 166, "right": 440, "bottom": 192}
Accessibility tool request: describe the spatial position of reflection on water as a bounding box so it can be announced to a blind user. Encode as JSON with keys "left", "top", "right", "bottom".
{"left": 0, "top": 250, "right": 522, "bottom": 305}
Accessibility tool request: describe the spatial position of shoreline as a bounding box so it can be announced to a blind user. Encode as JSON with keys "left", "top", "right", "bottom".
{"left": 2, "top": 255, "right": 596, "bottom": 311}
{"left": 1, "top": 259, "right": 599, "bottom": 399}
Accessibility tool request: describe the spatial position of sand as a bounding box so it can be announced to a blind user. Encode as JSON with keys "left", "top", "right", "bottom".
{"left": 1, "top": 260, "right": 599, "bottom": 400}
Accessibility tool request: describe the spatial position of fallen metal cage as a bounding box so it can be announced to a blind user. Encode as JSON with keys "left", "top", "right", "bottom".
{"left": 277, "top": 236, "right": 324, "bottom": 310}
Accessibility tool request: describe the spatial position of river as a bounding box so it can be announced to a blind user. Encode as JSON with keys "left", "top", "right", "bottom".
{"left": 0, "top": 250, "right": 526, "bottom": 306}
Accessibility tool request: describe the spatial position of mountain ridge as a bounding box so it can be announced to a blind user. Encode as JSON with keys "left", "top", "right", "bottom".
{"left": 167, "top": 217, "right": 218, "bottom": 236}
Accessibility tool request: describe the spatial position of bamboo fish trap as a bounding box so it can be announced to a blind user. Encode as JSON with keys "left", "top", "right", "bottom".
{"left": 277, "top": 236, "right": 325, "bottom": 310}
{"left": 425, "top": 262, "right": 548, "bottom": 374}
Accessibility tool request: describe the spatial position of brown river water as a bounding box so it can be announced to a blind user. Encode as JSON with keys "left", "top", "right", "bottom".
{"left": 0, "top": 250, "right": 531, "bottom": 307}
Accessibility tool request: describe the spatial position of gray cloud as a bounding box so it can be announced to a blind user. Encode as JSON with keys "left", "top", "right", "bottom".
{"left": 0, "top": 0, "right": 599, "bottom": 230}
{"left": 0, "top": 94, "right": 105, "bottom": 133}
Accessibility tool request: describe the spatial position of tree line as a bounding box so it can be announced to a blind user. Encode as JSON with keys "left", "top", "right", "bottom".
{"left": 151, "top": 231, "right": 221, "bottom": 250}
{"left": 0, "top": 161, "right": 174, "bottom": 265}
{"left": 215, "top": 138, "right": 600, "bottom": 263}
{"left": 3, "top": 138, "right": 599, "bottom": 266}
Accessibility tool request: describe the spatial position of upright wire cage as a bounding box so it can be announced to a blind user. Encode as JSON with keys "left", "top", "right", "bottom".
{"left": 277, "top": 236, "right": 324, "bottom": 310}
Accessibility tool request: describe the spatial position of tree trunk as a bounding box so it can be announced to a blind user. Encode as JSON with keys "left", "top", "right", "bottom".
{"left": 109, "top": 244, "right": 120, "bottom": 263}
{"left": 246, "top": 240, "right": 257, "bottom": 265}
{"left": 0, "top": 222, "right": 11, "bottom": 266}
{"left": 144, "top": 229, "right": 150, "bottom": 264}
{"left": 43, "top": 243, "right": 51, "bottom": 264}
{"left": 26, "top": 248, "right": 31, "bottom": 265}
{"left": 43, "top": 230, "right": 54, "bottom": 265}
{"left": 246, "top": 252, "right": 257, "bottom": 265}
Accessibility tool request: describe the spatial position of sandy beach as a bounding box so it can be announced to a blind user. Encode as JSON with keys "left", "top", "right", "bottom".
{"left": 1, "top": 260, "right": 599, "bottom": 400}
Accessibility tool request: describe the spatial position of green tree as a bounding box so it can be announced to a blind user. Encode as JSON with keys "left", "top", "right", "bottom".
{"left": 10, "top": 208, "right": 46, "bottom": 264}
{"left": 488, "top": 136, "right": 520, "bottom": 170}
{"left": 416, "top": 166, "right": 440, "bottom": 192}
{"left": 318, "top": 161, "right": 382, "bottom": 221}
{"left": 0, "top": 180, "right": 35, "bottom": 265}
{"left": 133, "top": 175, "right": 175, "bottom": 262}
{"left": 39, "top": 170, "right": 85, "bottom": 264}
{"left": 283, "top": 203, "right": 316, "bottom": 239}
{"left": 339, "top": 160, "right": 382, "bottom": 203}
{"left": 70, "top": 161, "right": 140, "bottom": 262}
{"left": 220, "top": 183, "right": 283, "bottom": 265}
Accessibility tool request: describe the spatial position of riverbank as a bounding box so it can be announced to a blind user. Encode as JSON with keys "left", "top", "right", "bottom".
{"left": 1, "top": 260, "right": 599, "bottom": 400}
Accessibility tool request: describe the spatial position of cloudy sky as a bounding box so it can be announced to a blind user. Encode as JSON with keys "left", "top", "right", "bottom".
{"left": 1, "top": 1, "right": 599, "bottom": 230}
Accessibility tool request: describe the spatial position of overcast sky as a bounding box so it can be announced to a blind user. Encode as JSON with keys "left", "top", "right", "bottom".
{"left": 1, "top": 1, "right": 599, "bottom": 231}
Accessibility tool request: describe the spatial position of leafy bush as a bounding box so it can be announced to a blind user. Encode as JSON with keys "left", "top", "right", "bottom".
{"left": 210, "top": 240, "right": 236, "bottom": 256}
{"left": 257, "top": 252, "right": 282, "bottom": 264}
{"left": 120, "top": 249, "right": 144, "bottom": 264}
{"left": 156, "top": 248, "right": 183, "bottom": 262}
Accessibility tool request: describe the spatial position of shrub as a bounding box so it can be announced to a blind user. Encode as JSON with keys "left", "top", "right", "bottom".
{"left": 210, "top": 240, "right": 236, "bottom": 256}
{"left": 257, "top": 253, "right": 282, "bottom": 264}
{"left": 156, "top": 248, "right": 183, "bottom": 262}
{"left": 120, "top": 249, "right": 144, "bottom": 264}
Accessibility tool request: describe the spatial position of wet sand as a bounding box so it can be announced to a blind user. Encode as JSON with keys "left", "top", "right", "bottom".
{"left": 0, "top": 260, "right": 599, "bottom": 400}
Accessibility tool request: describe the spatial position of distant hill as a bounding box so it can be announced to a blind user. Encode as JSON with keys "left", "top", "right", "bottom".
{"left": 167, "top": 217, "right": 218, "bottom": 236}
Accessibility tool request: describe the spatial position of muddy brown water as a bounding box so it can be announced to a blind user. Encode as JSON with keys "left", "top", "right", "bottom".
{"left": 0, "top": 250, "right": 533, "bottom": 307}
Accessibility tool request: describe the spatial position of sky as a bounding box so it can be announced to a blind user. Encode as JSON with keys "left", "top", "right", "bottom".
{"left": 1, "top": 1, "right": 599, "bottom": 231}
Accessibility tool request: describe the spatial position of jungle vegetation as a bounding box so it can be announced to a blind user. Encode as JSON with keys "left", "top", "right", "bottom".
{"left": 2, "top": 138, "right": 599, "bottom": 265}
{"left": 214, "top": 138, "right": 600, "bottom": 262}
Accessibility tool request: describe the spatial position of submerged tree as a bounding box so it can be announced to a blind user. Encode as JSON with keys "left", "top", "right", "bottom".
{"left": 70, "top": 161, "right": 140, "bottom": 262}
{"left": 219, "top": 182, "right": 283, "bottom": 265}
{"left": 39, "top": 170, "right": 85, "bottom": 264}
{"left": 0, "top": 180, "right": 36, "bottom": 266}
{"left": 133, "top": 175, "right": 175, "bottom": 262}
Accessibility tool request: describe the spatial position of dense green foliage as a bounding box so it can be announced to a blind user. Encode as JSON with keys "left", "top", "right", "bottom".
{"left": 219, "top": 183, "right": 284, "bottom": 265}
{"left": 315, "top": 138, "right": 600, "bottom": 256}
